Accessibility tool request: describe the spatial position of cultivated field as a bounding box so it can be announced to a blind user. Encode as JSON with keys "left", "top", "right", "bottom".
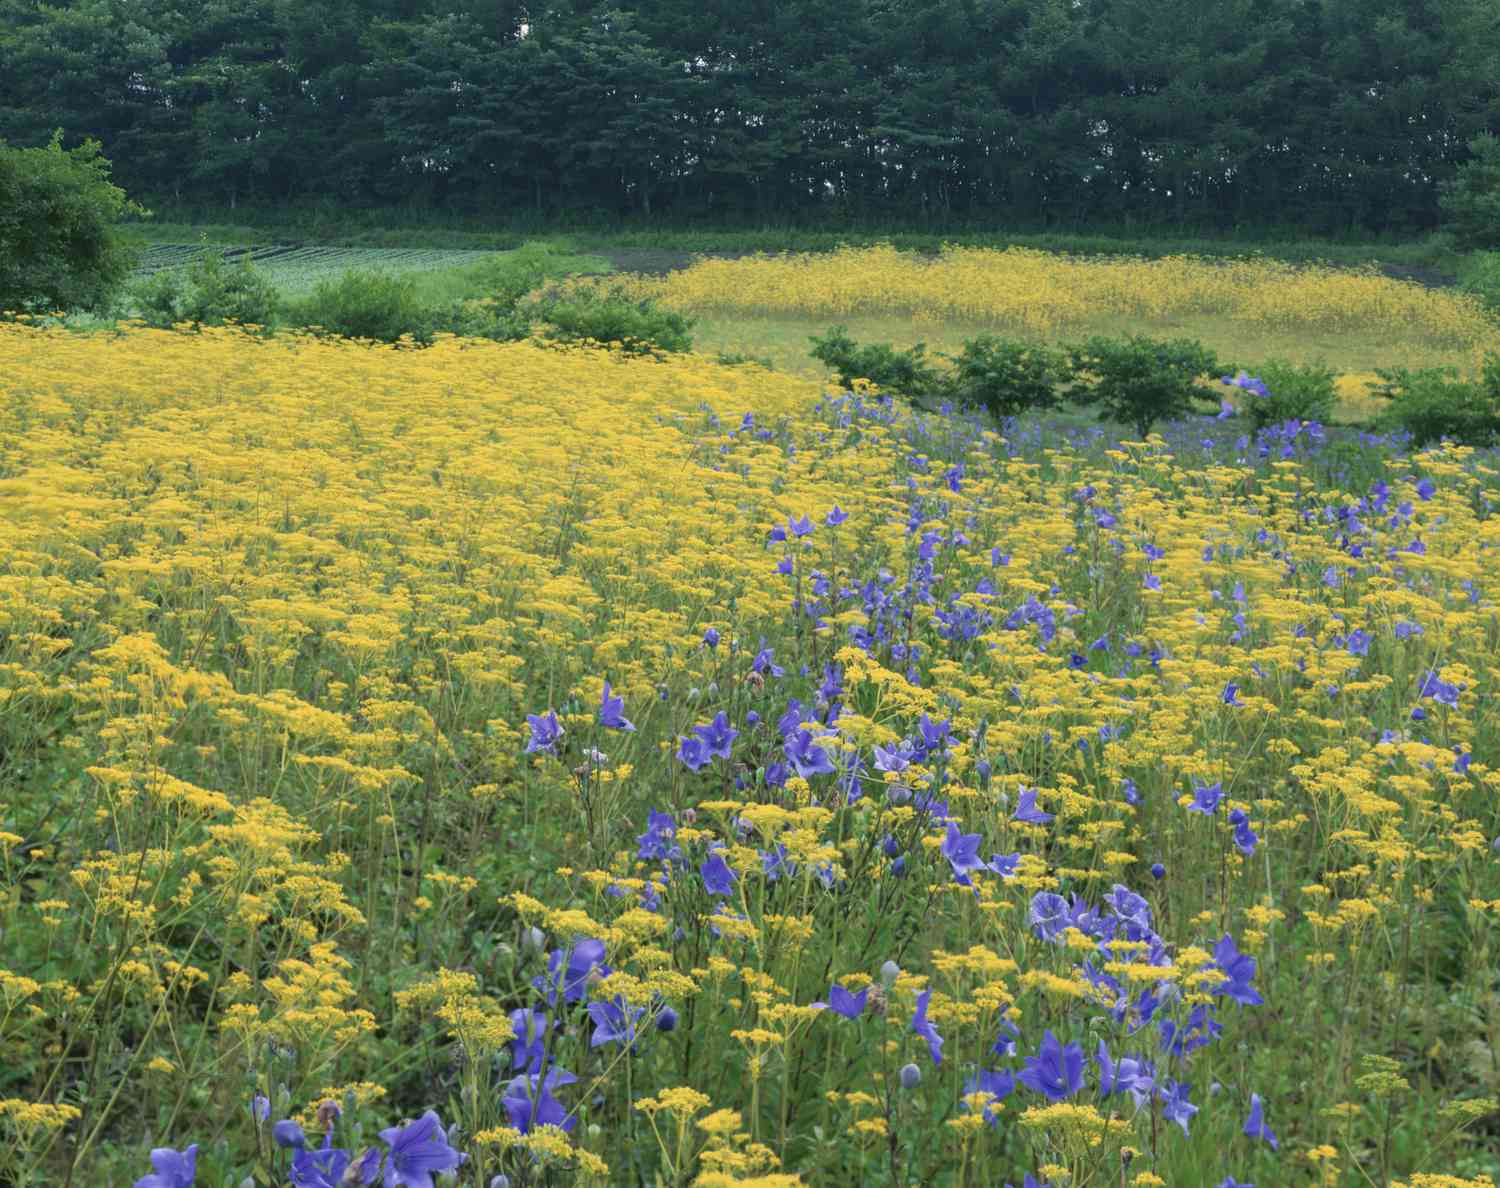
{"left": 0, "top": 268, "right": 1498, "bottom": 1187}
{"left": 133, "top": 244, "right": 504, "bottom": 296}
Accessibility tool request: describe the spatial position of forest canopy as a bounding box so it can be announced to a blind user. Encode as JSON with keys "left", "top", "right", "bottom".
{"left": 1, "top": 0, "right": 1497, "bottom": 232}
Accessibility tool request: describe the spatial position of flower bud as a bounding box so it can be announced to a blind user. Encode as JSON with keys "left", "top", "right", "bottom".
{"left": 880, "top": 960, "right": 901, "bottom": 987}
{"left": 899, "top": 1063, "right": 922, "bottom": 1090}
{"left": 272, "top": 1119, "right": 306, "bottom": 1150}
{"left": 521, "top": 926, "right": 546, "bottom": 954}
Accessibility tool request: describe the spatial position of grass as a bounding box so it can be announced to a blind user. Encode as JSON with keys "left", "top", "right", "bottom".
{"left": 120, "top": 211, "right": 1466, "bottom": 273}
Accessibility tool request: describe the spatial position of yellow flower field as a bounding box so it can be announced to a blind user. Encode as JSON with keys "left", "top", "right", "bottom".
{"left": 0, "top": 321, "right": 1497, "bottom": 1187}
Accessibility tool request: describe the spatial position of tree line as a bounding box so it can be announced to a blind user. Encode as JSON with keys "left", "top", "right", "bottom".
{"left": 2, "top": 0, "right": 1498, "bottom": 233}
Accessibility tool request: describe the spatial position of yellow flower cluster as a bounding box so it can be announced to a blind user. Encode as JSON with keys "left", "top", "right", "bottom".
{"left": 618, "top": 244, "right": 1500, "bottom": 350}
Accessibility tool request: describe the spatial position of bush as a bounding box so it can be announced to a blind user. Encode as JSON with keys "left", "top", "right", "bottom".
{"left": 945, "top": 335, "right": 1067, "bottom": 419}
{"left": 1065, "top": 334, "right": 1221, "bottom": 437}
{"left": 442, "top": 298, "right": 531, "bottom": 343}
{"left": 131, "top": 250, "right": 280, "bottom": 330}
{"left": 1370, "top": 357, "right": 1500, "bottom": 446}
{"left": 527, "top": 283, "right": 693, "bottom": 355}
{"left": 288, "top": 269, "right": 434, "bottom": 344}
{"left": 0, "top": 133, "right": 144, "bottom": 314}
{"left": 808, "top": 325, "right": 945, "bottom": 401}
{"left": 1226, "top": 359, "right": 1337, "bottom": 431}
{"left": 1457, "top": 250, "right": 1500, "bottom": 316}
{"left": 1440, "top": 134, "right": 1500, "bottom": 251}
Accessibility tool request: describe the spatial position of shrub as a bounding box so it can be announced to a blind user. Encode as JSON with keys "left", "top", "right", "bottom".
{"left": 1066, "top": 334, "right": 1221, "bottom": 437}
{"left": 0, "top": 133, "right": 144, "bottom": 314}
{"left": 289, "top": 269, "right": 434, "bottom": 344}
{"left": 465, "top": 242, "right": 584, "bottom": 310}
{"left": 442, "top": 298, "right": 531, "bottom": 343}
{"left": 1457, "top": 250, "right": 1500, "bottom": 316}
{"left": 1226, "top": 359, "right": 1337, "bottom": 431}
{"left": 129, "top": 250, "right": 281, "bottom": 330}
{"left": 808, "top": 325, "right": 945, "bottom": 401}
{"left": 1440, "top": 133, "right": 1500, "bottom": 251}
{"left": 1370, "top": 357, "right": 1500, "bottom": 446}
{"left": 945, "top": 335, "right": 1067, "bottom": 419}
{"left": 528, "top": 283, "right": 693, "bottom": 355}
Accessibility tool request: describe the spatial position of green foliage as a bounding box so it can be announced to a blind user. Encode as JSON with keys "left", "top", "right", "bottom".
{"left": 1066, "top": 334, "right": 1221, "bottom": 437}
{"left": 1240, "top": 358, "right": 1337, "bottom": 430}
{"left": 944, "top": 335, "right": 1068, "bottom": 419}
{"left": 1441, "top": 135, "right": 1500, "bottom": 251}
{"left": 130, "top": 250, "right": 280, "bottom": 330}
{"left": 1371, "top": 357, "right": 1500, "bottom": 446}
{"left": 808, "top": 325, "right": 945, "bottom": 401}
{"left": 288, "top": 270, "right": 434, "bottom": 345}
{"left": 526, "top": 283, "right": 694, "bottom": 355}
{"left": 0, "top": 133, "right": 143, "bottom": 314}
{"left": 1457, "top": 250, "right": 1500, "bottom": 315}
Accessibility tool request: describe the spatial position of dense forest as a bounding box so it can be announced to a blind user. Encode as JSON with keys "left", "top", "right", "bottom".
{"left": 2, "top": 0, "right": 1498, "bottom": 232}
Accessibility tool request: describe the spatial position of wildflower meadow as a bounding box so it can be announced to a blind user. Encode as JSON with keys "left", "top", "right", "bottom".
{"left": 1, "top": 316, "right": 1498, "bottom": 1188}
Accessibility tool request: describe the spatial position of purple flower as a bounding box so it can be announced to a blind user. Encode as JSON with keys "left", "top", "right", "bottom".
{"left": 1228, "top": 809, "right": 1259, "bottom": 856}
{"left": 1020, "top": 1030, "right": 1085, "bottom": 1101}
{"left": 1418, "top": 668, "right": 1460, "bottom": 706}
{"left": 826, "top": 505, "right": 848, "bottom": 527}
{"left": 963, "top": 1068, "right": 1015, "bottom": 1124}
{"left": 1222, "top": 682, "right": 1241, "bottom": 706}
{"left": 378, "top": 1110, "right": 466, "bottom": 1188}
{"left": 677, "top": 734, "right": 712, "bottom": 772}
{"left": 941, "top": 822, "right": 985, "bottom": 883}
{"left": 784, "top": 729, "right": 836, "bottom": 778}
{"left": 290, "top": 1135, "right": 381, "bottom": 1188}
{"left": 133, "top": 1146, "right": 198, "bottom": 1188}
{"left": 508, "top": 1007, "right": 549, "bottom": 1074}
{"left": 637, "top": 811, "right": 680, "bottom": 863}
{"left": 251, "top": 1094, "right": 270, "bottom": 1125}
{"left": 1415, "top": 477, "right": 1436, "bottom": 500}
{"left": 1217, "top": 1179, "right": 1254, "bottom": 1188}
{"left": 911, "top": 988, "right": 944, "bottom": 1065}
{"left": 525, "top": 711, "right": 564, "bottom": 755}
{"left": 1096, "top": 1040, "right": 1151, "bottom": 1102}
{"left": 1188, "top": 780, "right": 1223, "bottom": 814}
{"left": 1211, "top": 934, "right": 1263, "bottom": 1006}
{"left": 1243, "top": 1092, "right": 1279, "bottom": 1149}
{"left": 700, "top": 852, "right": 738, "bottom": 897}
{"left": 752, "top": 641, "right": 784, "bottom": 678}
{"left": 503, "top": 1068, "right": 577, "bottom": 1134}
{"left": 694, "top": 711, "right": 739, "bottom": 760}
{"left": 534, "top": 938, "right": 609, "bottom": 1005}
{"left": 789, "top": 514, "right": 814, "bottom": 538}
{"left": 1150, "top": 862, "right": 1166, "bottom": 880}
{"left": 1012, "top": 786, "right": 1054, "bottom": 824}
{"left": 813, "top": 983, "right": 869, "bottom": 1019}
{"left": 1158, "top": 1079, "right": 1198, "bottom": 1135}
{"left": 589, "top": 995, "right": 645, "bottom": 1049}
{"left": 702, "top": 627, "right": 720, "bottom": 648}
{"left": 1029, "top": 891, "right": 1071, "bottom": 942}
{"left": 598, "top": 681, "right": 635, "bottom": 731}
{"left": 1143, "top": 573, "right": 1162, "bottom": 591}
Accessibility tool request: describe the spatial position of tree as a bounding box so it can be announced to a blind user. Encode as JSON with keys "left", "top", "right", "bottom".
{"left": 1441, "top": 134, "right": 1500, "bottom": 250}
{"left": 0, "top": 133, "right": 145, "bottom": 314}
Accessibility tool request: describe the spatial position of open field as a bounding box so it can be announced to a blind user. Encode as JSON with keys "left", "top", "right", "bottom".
{"left": 0, "top": 315, "right": 1497, "bottom": 1187}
